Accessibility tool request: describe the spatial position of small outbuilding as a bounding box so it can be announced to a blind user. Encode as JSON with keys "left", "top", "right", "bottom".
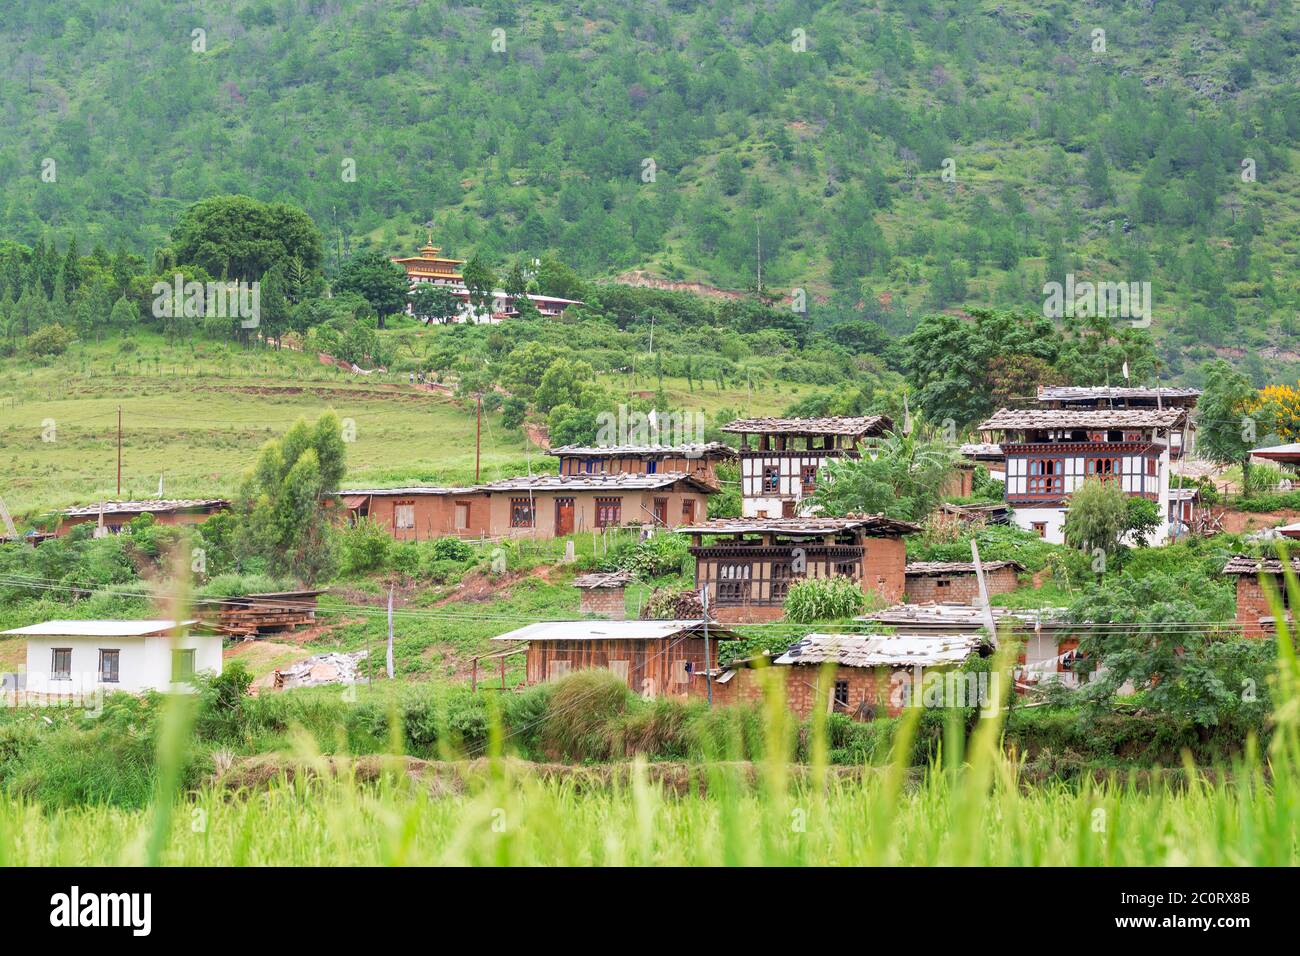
{"left": 572, "top": 570, "right": 632, "bottom": 620}
{"left": 1222, "top": 554, "right": 1300, "bottom": 637}
{"left": 490, "top": 619, "right": 737, "bottom": 698}
{"left": 2, "top": 619, "right": 223, "bottom": 695}
{"left": 903, "top": 560, "right": 1023, "bottom": 603}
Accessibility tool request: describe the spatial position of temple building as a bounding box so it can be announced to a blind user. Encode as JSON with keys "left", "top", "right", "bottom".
{"left": 391, "top": 239, "right": 583, "bottom": 323}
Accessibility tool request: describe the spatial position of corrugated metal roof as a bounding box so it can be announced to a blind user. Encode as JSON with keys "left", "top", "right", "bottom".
{"left": 2, "top": 619, "right": 202, "bottom": 637}
{"left": 774, "top": 633, "right": 981, "bottom": 668}
{"left": 477, "top": 472, "right": 711, "bottom": 492}
{"left": 861, "top": 602, "right": 1065, "bottom": 630}
{"left": 978, "top": 408, "right": 1186, "bottom": 431}
{"left": 677, "top": 515, "right": 919, "bottom": 537}
{"left": 959, "top": 442, "right": 1003, "bottom": 458}
{"left": 489, "top": 619, "right": 738, "bottom": 642}
{"left": 57, "top": 499, "right": 229, "bottom": 518}
{"left": 1251, "top": 443, "right": 1300, "bottom": 460}
{"left": 336, "top": 486, "right": 481, "bottom": 497}
{"left": 1037, "top": 385, "right": 1201, "bottom": 402}
{"left": 905, "top": 560, "right": 1024, "bottom": 575}
{"left": 548, "top": 442, "right": 736, "bottom": 458}
{"left": 723, "top": 416, "right": 892, "bottom": 436}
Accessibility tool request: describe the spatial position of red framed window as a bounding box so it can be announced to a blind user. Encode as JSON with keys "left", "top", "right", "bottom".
{"left": 762, "top": 466, "right": 780, "bottom": 493}
{"left": 1027, "top": 458, "right": 1064, "bottom": 495}
{"left": 800, "top": 465, "right": 818, "bottom": 491}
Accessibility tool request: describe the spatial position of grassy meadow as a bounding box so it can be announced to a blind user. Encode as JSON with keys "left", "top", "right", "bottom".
{"left": 0, "top": 330, "right": 789, "bottom": 516}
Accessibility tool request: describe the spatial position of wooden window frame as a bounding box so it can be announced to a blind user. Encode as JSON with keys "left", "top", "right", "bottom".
{"left": 509, "top": 497, "right": 535, "bottom": 528}
{"left": 800, "top": 465, "right": 818, "bottom": 492}
{"left": 762, "top": 465, "right": 780, "bottom": 493}
{"left": 393, "top": 502, "right": 416, "bottom": 529}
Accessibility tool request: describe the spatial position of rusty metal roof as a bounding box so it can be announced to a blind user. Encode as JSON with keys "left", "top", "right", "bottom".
{"left": 548, "top": 442, "right": 736, "bottom": 458}
{"left": 978, "top": 408, "right": 1186, "bottom": 431}
{"left": 722, "top": 416, "right": 892, "bottom": 436}
{"left": 905, "top": 560, "right": 1024, "bottom": 575}
{"left": 56, "top": 499, "right": 229, "bottom": 518}
{"left": 774, "top": 633, "right": 982, "bottom": 668}
{"left": 676, "top": 515, "right": 919, "bottom": 537}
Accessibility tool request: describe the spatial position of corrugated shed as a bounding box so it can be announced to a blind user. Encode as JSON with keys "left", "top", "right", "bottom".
{"left": 548, "top": 442, "right": 736, "bottom": 458}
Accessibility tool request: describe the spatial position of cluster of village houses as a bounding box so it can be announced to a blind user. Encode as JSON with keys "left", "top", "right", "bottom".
{"left": 11, "top": 381, "right": 1300, "bottom": 720}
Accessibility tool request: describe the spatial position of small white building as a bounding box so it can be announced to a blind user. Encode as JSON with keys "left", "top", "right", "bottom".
{"left": 2, "top": 620, "right": 223, "bottom": 695}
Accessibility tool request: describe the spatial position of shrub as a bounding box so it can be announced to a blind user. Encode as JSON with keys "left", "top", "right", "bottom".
{"left": 612, "top": 532, "right": 691, "bottom": 578}
{"left": 430, "top": 537, "right": 473, "bottom": 562}
{"left": 783, "top": 577, "right": 871, "bottom": 623}
{"left": 25, "top": 323, "right": 75, "bottom": 356}
{"left": 337, "top": 518, "right": 392, "bottom": 575}
{"left": 540, "top": 669, "right": 633, "bottom": 760}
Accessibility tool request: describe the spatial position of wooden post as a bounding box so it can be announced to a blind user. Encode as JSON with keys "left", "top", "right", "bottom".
{"left": 971, "top": 539, "right": 998, "bottom": 648}
{"left": 475, "top": 394, "right": 482, "bottom": 483}
{"left": 701, "top": 586, "right": 712, "bottom": 707}
{"left": 500, "top": 654, "right": 506, "bottom": 691}
{"left": 386, "top": 585, "right": 395, "bottom": 679}
{"left": 116, "top": 405, "right": 122, "bottom": 496}
{"left": 471, "top": 656, "right": 478, "bottom": 692}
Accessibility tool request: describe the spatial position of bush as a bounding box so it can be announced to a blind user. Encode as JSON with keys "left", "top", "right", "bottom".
{"left": 610, "top": 532, "right": 691, "bottom": 578}
{"left": 430, "top": 537, "right": 473, "bottom": 562}
{"left": 540, "top": 670, "right": 634, "bottom": 760}
{"left": 783, "top": 577, "right": 871, "bottom": 623}
{"left": 337, "top": 519, "right": 392, "bottom": 575}
{"left": 25, "top": 323, "right": 74, "bottom": 356}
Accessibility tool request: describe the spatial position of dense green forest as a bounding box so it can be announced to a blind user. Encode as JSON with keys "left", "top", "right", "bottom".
{"left": 2, "top": 0, "right": 1299, "bottom": 376}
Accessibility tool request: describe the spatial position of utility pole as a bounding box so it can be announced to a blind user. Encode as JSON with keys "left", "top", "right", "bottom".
{"left": 475, "top": 394, "right": 482, "bottom": 482}
{"left": 971, "top": 539, "right": 998, "bottom": 648}
{"left": 386, "top": 585, "right": 395, "bottom": 680}
{"left": 700, "top": 586, "right": 713, "bottom": 707}
{"left": 648, "top": 313, "right": 655, "bottom": 357}
{"left": 116, "top": 406, "right": 122, "bottom": 497}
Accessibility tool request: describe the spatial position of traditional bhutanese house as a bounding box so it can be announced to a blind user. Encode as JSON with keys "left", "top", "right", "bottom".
{"left": 1222, "top": 554, "right": 1300, "bottom": 638}
{"left": 549, "top": 442, "right": 736, "bottom": 490}
{"left": 489, "top": 619, "right": 738, "bottom": 697}
{"left": 977, "top": 406, "right": 1186, "bottom": 545}
{"left": 903, "top": 560, "right": 1024, "bottom": 604}
{"left": 573, "top": 570, "right": 632, "bottom": 620}
{"left": 1035, "top": 385, "right": 1201, "bottom": 458}
{"left": 723, "top": 416, "right": 892, "bottom": 518}
{"left": 2, "top": 619, "right": 222, "bottom": 695}
{"left": 678, "top": 515, "right": 917, "bottom": 624}
{"left": 861, "top": 602, "right": 1081, "bottom": 690}
{"left": 337, "top": 487, "right": 492, "bottom": 540}
{"left": 195, "top": 590, "right": 326, "bottom": 638}
{"left": 392, "top": 239, "right": 582, "bottom": 322}
{"left": 477, "top": 473, "right": 713, "bottom": 538}
{"left": 695, "top": 633, "right": 985, "bottom": 719}
{"left": 51, "top": 499, "right": 229, "bottom": 537}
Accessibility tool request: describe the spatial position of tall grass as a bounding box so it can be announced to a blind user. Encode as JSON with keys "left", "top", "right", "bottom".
{"left": 0, "top": 551, "right": 1298, "bottom": 866}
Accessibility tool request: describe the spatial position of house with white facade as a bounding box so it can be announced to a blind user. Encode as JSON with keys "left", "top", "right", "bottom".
{"left": 1034, "top": 385, "right": 1200, "bottom": 458}
{"left": 976, "top": 406, "right": 1187, "bottom": 545}
{"left": 3, "top": 620, "right": 223, "bottom": 695}
{"left": 723, "top": 416, "right": 892, "bottom": 518}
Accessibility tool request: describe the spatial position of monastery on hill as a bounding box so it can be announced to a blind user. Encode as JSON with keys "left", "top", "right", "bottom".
{"left": 392, "top": 239, "right": 582, "bottom": 323}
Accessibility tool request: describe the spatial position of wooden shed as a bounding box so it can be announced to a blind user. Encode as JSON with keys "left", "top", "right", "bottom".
{"left": 490, "top": 619, "right": 737, "bottom": 698}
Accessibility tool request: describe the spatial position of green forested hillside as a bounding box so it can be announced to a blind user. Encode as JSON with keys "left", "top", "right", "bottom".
{"left": 3, "top": 0, "right": 1299, "bottom": 371}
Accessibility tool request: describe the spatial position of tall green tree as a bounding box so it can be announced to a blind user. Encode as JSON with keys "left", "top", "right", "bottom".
{"left": 333, "top": 250, "right": 409, "bottom": 329}
{"left": 172, "top": 195, "right": 323, "bottom": 283}
{"left": 809, "top": 425, "right": 957, "bottom": 522}
{"left": 235, "top": 412, "right": 347, "bottom": 585}
{"left": 1200, "top": 359, "right": 1259, "bottom": 494}
{"left": 408, "top": 283, "right": 461, "bottom": 325}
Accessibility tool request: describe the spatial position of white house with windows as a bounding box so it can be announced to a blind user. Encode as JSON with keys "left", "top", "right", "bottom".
{"left": 3, "top": 620, "right": 223, "bottom": 695}
{"left": 976, "top": 406, "right": 1187, "bottom": 545}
